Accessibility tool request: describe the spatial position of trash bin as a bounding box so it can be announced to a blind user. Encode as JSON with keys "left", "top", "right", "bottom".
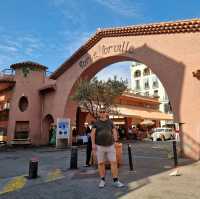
{"left": 70, "top": 146, "right": 78, "bottom": 169}
{"left": 29, "top": 157, "right": 38, "bottom": 179}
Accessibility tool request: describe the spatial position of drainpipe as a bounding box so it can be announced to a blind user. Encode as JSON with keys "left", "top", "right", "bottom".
{"left": 39, "top": 71, "right": 46, "bottom": 145}
{"left": 40, "top": 94, "right": 44, "bottom": 145}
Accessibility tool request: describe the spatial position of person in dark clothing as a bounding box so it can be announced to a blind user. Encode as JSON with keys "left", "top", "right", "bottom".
{"left": 85, "top": 125, "right": 91, "bottom": 135}
{"left": 49, "top": 125, "right": 53, "bottom": 144}
{"left": 85, "top": 125, "right": 92, "bottom": 166}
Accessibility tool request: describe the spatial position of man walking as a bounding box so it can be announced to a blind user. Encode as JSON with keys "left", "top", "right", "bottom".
{"left": 91, "top": 108, "right": 124, "bottom": 188}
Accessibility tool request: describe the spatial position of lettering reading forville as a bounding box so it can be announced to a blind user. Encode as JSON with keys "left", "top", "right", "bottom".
{"left": 79, "top": 41, "right": 134, "bottom": 69}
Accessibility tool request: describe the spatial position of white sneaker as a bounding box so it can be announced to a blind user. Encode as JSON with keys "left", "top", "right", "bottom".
{"left": 98, "top": 180, "right": 106, "bottom": 188}
{"left": 113, "top": 180, "right": 124, "bottom": 188}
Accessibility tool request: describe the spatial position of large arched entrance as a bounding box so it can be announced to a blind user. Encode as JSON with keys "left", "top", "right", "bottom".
{"left": 48, "top": 19, "right": 200, "bottom": 159}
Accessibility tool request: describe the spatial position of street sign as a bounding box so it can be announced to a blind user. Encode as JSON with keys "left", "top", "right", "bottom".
{"left": 56, "top": 118, "right": 70, "bottom": 139}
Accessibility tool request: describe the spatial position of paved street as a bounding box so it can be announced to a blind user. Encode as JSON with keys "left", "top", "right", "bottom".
{"left": 0, "top": 141, "right": 198, "bottom": 199}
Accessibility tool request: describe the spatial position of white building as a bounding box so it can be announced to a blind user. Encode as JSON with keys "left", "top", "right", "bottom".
{"left": 130, "top": 62, "right": 173, "bottom": 126}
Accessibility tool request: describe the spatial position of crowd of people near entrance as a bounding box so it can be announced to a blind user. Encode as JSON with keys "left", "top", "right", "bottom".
{"left": 71, "top": 124, "right": 154, "bottom": 146}
{"left": 116, "top": 125, "right": 152, "bottom": 141}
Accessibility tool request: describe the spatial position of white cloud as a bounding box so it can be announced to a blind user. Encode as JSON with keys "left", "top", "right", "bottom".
{"left": 61, "top": 31, "right": 93, "bottom": 56}
{"left": 94, "top": 0, "right": 141, "bottom": 17}
{"left": 0, "top": 45, "right": 18, "bottom": 53}
{"left": 0, "top": 33, "right": 45, "bottom": 68}
{"left": 49, "top": 0, "right": 87, "bottom": 28}
{"left": 0, "top": 54, "right": 15, "bottom": 69}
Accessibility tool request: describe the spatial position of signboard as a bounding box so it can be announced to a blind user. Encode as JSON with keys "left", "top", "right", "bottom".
{"left": 56, "top": 118, "right": 70, "bottom": 139}
{"left": 79, "top": 41, "right": 135, "bottom": 69}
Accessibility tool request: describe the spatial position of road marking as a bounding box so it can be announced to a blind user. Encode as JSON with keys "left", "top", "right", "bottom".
{"left": 46, "top": 169, "right": 64, "bottom": 182}
{"left": 0, "top": 176, "right": 27, "bottom": 195}
{"left": 0, "top": 168, "right": 67, "bottom": 195}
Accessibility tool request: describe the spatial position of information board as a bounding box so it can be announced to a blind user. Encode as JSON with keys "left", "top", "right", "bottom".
{"left": 56, "top": 118, "right": 70, "bottom": 139}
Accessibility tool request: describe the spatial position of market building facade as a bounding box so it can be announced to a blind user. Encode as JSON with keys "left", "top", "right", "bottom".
{"left": 130, "top": 62, "right": 173, "bottom": 126}
{"left": 0, "top": 19, "right": 200, "bottom": 159}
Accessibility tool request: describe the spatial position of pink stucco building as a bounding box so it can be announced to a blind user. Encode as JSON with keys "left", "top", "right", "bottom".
{"left": 0, "top": 19, "right": 200, "bottom": 160}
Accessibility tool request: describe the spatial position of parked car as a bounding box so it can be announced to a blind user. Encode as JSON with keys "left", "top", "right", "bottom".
{"left": 0, "top": 127, "right": 7, "bottom": 144}
{"left": 151, "top": 127, "right": 175, "bottom": 141}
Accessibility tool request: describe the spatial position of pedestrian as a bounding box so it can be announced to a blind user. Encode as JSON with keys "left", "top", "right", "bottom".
{"left": 91, "top": 107, "right": 124, "bottom": 188}
{"left": 50, "top": 125, "right": 56, "bottom": 145}
{"left": 85, "top": 125, "right": 92, "bottom": 167}
{"left": 49, "top": 124, "right": 54, "bottom": 144}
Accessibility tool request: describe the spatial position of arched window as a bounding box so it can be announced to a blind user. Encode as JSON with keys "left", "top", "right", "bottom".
{"left": 19, "top": 96, "right": 29, "bottom": 112}
{"left": 152, "top": 77, "right": 159, "bottom": 88}
{"left": 144, "top": 78, "right": 150, "bottom": 89}
{"left": 153, "top": 90, "right": 159, "bottom": 97}
{"left": 143, "top": 68, "right": 150, "bottom": 76}
{"left": 134, "top": 70, "right": 141, "bottom": 78}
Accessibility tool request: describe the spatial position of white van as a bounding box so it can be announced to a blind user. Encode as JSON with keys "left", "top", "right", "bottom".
{"left": 151, "top": 127, "right": 175, "bottom": 141}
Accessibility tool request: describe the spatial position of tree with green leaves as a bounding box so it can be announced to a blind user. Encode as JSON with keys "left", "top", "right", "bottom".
{"left": 71, "top": 76, "right": 127, "bottom": 119}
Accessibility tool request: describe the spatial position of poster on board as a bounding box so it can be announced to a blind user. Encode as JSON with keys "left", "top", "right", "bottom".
{"left": 56, "top": 118, "right": 70, "bottom": 139}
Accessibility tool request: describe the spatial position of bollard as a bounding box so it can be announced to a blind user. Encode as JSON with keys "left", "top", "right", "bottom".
{"left": 29, "top": 157, "right": 38, "bottom": 179}
{"left": 70, "top": 146, "right": 78, "bottom": 169}
{"left": 128, "top": 144, "right": 134, "bottom": 171}
{"left": 173, "top": 140, "right": 178, "bottom": 167}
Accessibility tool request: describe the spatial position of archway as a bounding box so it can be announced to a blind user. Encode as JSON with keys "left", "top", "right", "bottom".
{"left": 70, "top": 59, "right": 175, "bottom": 138}
{"left": 49, "top": 19, "right": 200, "bottom": 159}
{"left": 64, "top": 49, "right": 182, "bottom": 127}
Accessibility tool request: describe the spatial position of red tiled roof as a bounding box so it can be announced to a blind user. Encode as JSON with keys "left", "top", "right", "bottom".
{"left": 10, "top": 61, "right": 47, "bottom": 70}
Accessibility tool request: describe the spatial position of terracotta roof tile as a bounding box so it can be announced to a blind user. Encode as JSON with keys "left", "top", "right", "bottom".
{"left": 11, "top": 61, "right": 47, "bottom": 70}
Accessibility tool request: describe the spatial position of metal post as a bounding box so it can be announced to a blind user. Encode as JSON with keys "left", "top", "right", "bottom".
{"left": 70, "top": 146, "right": 78, "bottom": 169}
{"left": 128, "top": 144, "right": 134, "bottom": 171}
{"left": 29, "top": 157, "right": 38, "bottom": 179}
{"left": 173, "top": 140, "right": 178, "bottom": 167}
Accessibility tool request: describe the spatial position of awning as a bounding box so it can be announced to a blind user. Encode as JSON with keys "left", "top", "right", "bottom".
{"left": 113, "top": 121, "right": 125, "bottom": 125}
{"left": 116, "top": 105, "right": 173, "bottom": 121}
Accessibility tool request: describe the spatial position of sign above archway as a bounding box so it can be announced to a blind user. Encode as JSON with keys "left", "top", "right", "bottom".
{"left": 51, "top": 19, "right": 200, "bottom": 79}
{"left": 79, "top": 41, "right": 135, "bottom": 69}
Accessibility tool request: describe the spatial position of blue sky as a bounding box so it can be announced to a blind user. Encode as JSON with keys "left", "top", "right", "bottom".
{"left": 0, "top": 0, "right": 199, "bottom": 84}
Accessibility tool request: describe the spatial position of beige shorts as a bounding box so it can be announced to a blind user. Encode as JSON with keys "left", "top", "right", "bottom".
{"left": 96, "top": 144, "right": 116, "bottom": 163}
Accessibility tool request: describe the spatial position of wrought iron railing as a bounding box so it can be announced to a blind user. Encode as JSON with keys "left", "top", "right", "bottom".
{"left": 45, "top": 70, "right": 53, "bottom": 77}
{"left": 0, "top": 68, "right": 14, "bottom": 76}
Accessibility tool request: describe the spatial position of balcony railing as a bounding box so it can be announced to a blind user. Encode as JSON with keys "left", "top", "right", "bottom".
{"left": 0, "top": 68, "right": 14, "bottom": 76}
{"left": 45, "top": 70, "right": 53, "bottom": 77}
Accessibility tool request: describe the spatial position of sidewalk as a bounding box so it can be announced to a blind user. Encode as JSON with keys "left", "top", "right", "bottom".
{"left": 0, "top": 142, "right": 199, "bottom": 199}
{"left": 0, "top": 160, "right": 199, "bottom": 199}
